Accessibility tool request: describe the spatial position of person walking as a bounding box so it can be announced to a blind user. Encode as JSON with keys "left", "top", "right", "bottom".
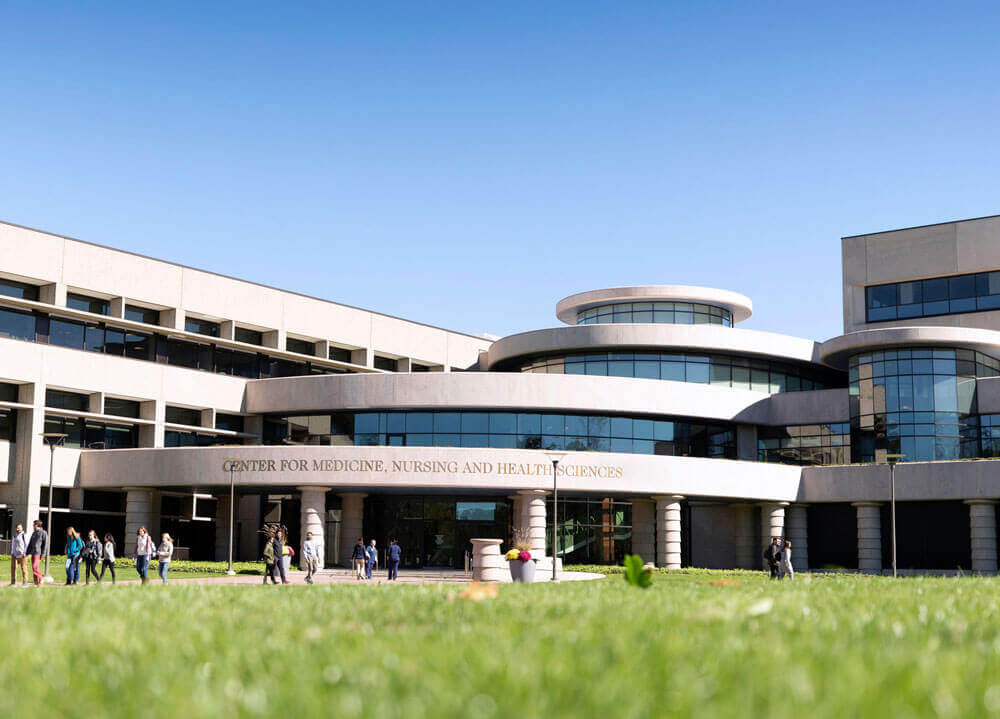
{"left": 157, "top": 533, "right": 174, "bottom": 584}
{"left": 763, "top": 536, "right": 781, "bottom": 579}
{"left": 262, "top": 531, "right": 277, "bottom": 585}
{"left": 99, "top": 533, "right": 117, "bottom": 584}
{"left": 780, "top": 540, "right": 794, "bottom": 580}
{"left": 271, "top": 530, "right": 289, "bottom": 585}
{"left": 27, "top": 520, "right": 47, "bottom": 586}
{"left": 301, "top": 531, "right": 320, "bottom": 584}
{"left": 134, "top": 527, "right": 155, "bottom": 584}
{"left": 386, "top": 538, "right": 401, "bottom": 581}
{"left": 351, "top": 538, "right": 366, "bottom": 580}
{"left": 10, "top": 523, "right": 29, "bottom": 586}
{"left": 82, "top": 530, "right": 103, "bottom": 585}
{"left": 365, "top": 538, "right": 378, "bottom": 580}
{"left": 64, "top": 527, "right": 83, "bottom": 585}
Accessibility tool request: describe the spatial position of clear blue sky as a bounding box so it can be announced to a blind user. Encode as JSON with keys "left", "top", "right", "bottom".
{"left": 3, "top": 2, "right": 999, "bottom": 341}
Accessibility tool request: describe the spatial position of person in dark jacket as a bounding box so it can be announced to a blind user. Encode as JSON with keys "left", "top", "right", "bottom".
{"left": 351, "top": 538, "right": 367, "bottom": 580}
{"left": 365, "top": 539, "right": 378, "bottom": 580}
{"left": 763, "top": 537, "right": 782, "bottom": 579}
{"left": 27, "top": 520, "right": 48, "bottom": 585}
{"left": 82, "top": 530, "right": 103, "bottom": 585}
{"left": 387, "top": 539, "right": 401, "bottom": 581}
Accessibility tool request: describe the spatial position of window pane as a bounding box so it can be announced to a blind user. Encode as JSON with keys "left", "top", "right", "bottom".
{"left": 461, "top": 413, "right": 489, "bottom": 433}
{"left": 488, "top": 413, "right": 516, "bottom": 434}
{"left": 867, "top": 284, "right": 897, "bottom": 308}
{"left": 0, "top": 308, "right": 35, "bottom": 341}
{"left": 49, "top": 319, "right": 85, "bottom": 349}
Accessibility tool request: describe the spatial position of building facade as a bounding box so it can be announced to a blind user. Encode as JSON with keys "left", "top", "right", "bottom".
{"left": 4, "top": 216, "right": 1000, "bottom": 573}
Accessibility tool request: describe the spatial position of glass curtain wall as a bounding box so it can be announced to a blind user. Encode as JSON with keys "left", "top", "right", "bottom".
{"left": 849, "top": 347, "right": 999, "bottom": 462}
{"left": 548, "top": 496, "right": 631, "bottom": 565}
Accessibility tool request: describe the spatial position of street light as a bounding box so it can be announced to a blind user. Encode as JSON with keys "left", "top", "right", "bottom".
{"left": 40, "top": 432, "right": 68, "bottom": 583}
{"left": 545, "top": 452, "right": 567, "bottom": 582}
{"left": 223, "top": 458, "right": 240, "bottom": 576}
{"left": 885, "top": 453, "right": 905, "bottom": 579}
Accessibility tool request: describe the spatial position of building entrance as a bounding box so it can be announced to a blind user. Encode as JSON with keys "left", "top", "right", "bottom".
{"left": 364, "top": 496, "right": 510, "bottom": 569}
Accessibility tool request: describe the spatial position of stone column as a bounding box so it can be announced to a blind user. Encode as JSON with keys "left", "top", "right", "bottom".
{"left": 338, "top": 492, "right": 366, "bottom": 568}
{"left": 124, "top": 488, "right": 161, "bottom": 547}
{"left": 300, "top": 487, "right": 330, "bottom": 569}
{"left": 471, "top": 538, "right": 510, "bottom": 583}
{"left": 733, "top": 504, "right": 756, "bottom": 569}
{"left": 760, "top": 503, "right": 788, "bottom": 551}
{"left": 785, "top": 504, "right": 809, "bottom": 572}
{"left": 653, "top": 495, "right": 684, "bottom": 569}
{"left": 214, "top": 492, "right": 232, "bottom": 562}
{"left": 518, "top": 490, "right": 548, "bottom": 556}
{"left": 630, "top": 499, "right": 655, "bottom": 563}
{"left": 853, "top": 502, "right": 882, "bottom": 573}
{"left": 966, "top": 500, "right": 998, "bottom": 574}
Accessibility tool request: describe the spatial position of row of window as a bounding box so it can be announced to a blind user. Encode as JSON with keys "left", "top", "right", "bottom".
{"left": 0, "top": 306, "right": 353, "bottom": 379}
{"left": 42, "top": 416, "right": 138, "bottom": 449}
{"left": 0, "top": 283, "right": 406, "bottom": 367}
{"left": 576, "top": 302, "right": 733, "bottom": 327}
{"left": 266, "top": 410, "right": 737, "bottom": 459}
{"left": 513, "top": 351, "right": 842, "bottom": 393}
{"left": 866, "top": 270, "right": 1000, "bottom": 322}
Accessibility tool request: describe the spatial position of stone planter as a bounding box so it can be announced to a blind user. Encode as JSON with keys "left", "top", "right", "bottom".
{"left": 509, "top": 558, "right": 536, "bottom": 583}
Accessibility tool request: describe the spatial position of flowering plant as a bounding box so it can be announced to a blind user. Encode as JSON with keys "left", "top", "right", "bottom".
{"left": 505, "top": 549, "right": 532, "bottom": 562}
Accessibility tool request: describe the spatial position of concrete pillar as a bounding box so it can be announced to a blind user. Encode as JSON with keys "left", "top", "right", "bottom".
{"left": 300, "top": 487, "right": 329, "bottom": 569}
{"left": 785, "top": 504, "right": 809, "bottom": 572}
{"left": 653, "top": 495, "right": 684, "bottom": 569}
{"left": 966, "top": 500, "right": 998, "bottom": 574}
{"left": 124, "top": 488, "right": 161, "bottom": 548}
{"left": 853, "top": 502, "right": 882, "bottom": 573}
{"left": 214, "top": 492, "right": 232, "bottom": 562}
{"left": 630, "top": 499, "right": 655, "bottom": 562}
{"left": 338, "top": 492, "right": 366, "bottom": 567}
{"left": 733, "top": 504, "right": 756, "bottom": 569}
{"left": 471, "top": 538, "right": 510, "bottom": 583}
{"left": 760, "top": 503, "right": 787, "bottom": 551}
{"left": 518, "top": 490, "right": 547, "bottom": 555}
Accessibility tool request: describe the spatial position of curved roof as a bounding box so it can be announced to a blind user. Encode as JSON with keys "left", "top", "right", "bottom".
{"left": 486, "top": 324, "right": 821, "bottom": 370}
{"left": 818, "top": 326, "right": 1000, "bottom": 369}
{"left": 555, "top": 285, "right": 753, "bottom": 325}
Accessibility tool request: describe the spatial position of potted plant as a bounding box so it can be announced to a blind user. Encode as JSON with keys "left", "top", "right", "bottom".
{"left": 505, "top": 528, "right": 536, "bottom": 583}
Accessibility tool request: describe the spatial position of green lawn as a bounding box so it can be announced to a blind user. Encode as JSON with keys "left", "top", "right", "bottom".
{"left": 2, "top": 570, "right": 999, "bottom": 718}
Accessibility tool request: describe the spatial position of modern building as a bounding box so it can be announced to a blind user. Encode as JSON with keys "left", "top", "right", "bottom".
{"left": 3, "top": 215, "right": 1000, "bottom": 573}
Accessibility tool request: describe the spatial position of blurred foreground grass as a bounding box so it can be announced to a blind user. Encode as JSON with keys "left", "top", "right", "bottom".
{"left": 2, "top": 571, "right": 999, "bottom": 718}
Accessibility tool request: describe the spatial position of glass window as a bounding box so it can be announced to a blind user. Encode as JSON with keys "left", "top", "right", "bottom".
{"left": 488, "top": 413, "right": 517, "bottom": 434}
{"left": 124, "top": 333, "right": 153, "bottom": 361}
{"left": 433, "top": 413, "right": 461, "bottom": 433}
{"left": 460, "top": 413, "right": 489, "bottom": 433}
{"left": 185, "top": 318, "right": 220, "bottom": 337}
{"left": 104, "top": 327, "right": 126, "bottom": 356}
{"left": 516, "top": 413, "right": 541, "bottom": 434}
{"left": 329, "top": 346, "right": 352, "bottom": 363}
{"left": 0, "top": 279, "right": 39, "bottom": 301}
{"left": 167, "top": 339, "right": 201, "bottom": 369}
{"left": 84, "top": 325, "right": 105, "bottom": 353}
{"left": 235, "top": 327, "right": 263, "bottom": 345}
{"left": 124, "top": 305, "right": 160, "bottom": 325}
{"left": 45, "top": 389, "right": 89, "bottom": 411}
{"left": 286, "top": 337, "right": 315, "bottom": 356}
{"left": 215, "top": 413, "right": 245, "bottom": 433}
{"left": 104, "top": 397, "right": 140, "bottom": 418}
{"left": 49, "top": 319, "right": 86, "bottom": 349}
{"left": 405, "top": 413, "right": 434, "bottom": 433}
{"left": 165, "top": 406, "right": 201, "bottom": 427}
{"left": 0, "top": 307, "right": 36, "bottom": 341}
{"left": 67, "top": 293, "right": 109, "bottom": 315}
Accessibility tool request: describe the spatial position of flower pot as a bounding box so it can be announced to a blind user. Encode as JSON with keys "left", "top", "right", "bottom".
{"left": 509, "top": 558, "right": 536, "bottom": 583}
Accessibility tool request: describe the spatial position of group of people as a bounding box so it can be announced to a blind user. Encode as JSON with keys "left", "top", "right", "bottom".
{"left": 7, "top": 520, "right": 174, "bottom": 587}
{"left": 763, "top": 536, "right": 795, "bottom": 580}
{"left": 350, "top": 537, "right": 402, "bottom": 581}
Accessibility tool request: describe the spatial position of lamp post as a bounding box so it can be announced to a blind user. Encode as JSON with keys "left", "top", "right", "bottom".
{"left": 885, "top": 453, "right": 905, "bottom": 579}
{"left": 223, "top": 458, "right": 239, "bottom": 576}
{"left": 40, "top": 432, "right": 68, "bottom": 583}
{"left": 545, "top": 452, "right": 567, "bottom": 582}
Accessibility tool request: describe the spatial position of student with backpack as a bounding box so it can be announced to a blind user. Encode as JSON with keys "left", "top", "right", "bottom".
{"left": 82, "top": 530, "right": 103, "bottom": 585}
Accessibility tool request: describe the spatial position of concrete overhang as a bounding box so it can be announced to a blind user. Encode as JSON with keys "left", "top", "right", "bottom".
{"left": 818, "top": 326, "right": 1000, "bottom": 369}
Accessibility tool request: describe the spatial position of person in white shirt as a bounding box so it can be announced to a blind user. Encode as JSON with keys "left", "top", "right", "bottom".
{"left": 134, "top": 527, "right": 155, "bottom": 584}
{"left": 157, "top": 533, "right": 174, "bottom": 584}
{"left": 301, "top": 531, "right": 321, "bottom": 584}
{"left": 10, "top": 523, "right": 29, "bottom": 586}
{"left": 100, "top": 533, "right": 117, "bottom": 584}
{"left": 780, "top": 540, "right": 794, "bottom": 580}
